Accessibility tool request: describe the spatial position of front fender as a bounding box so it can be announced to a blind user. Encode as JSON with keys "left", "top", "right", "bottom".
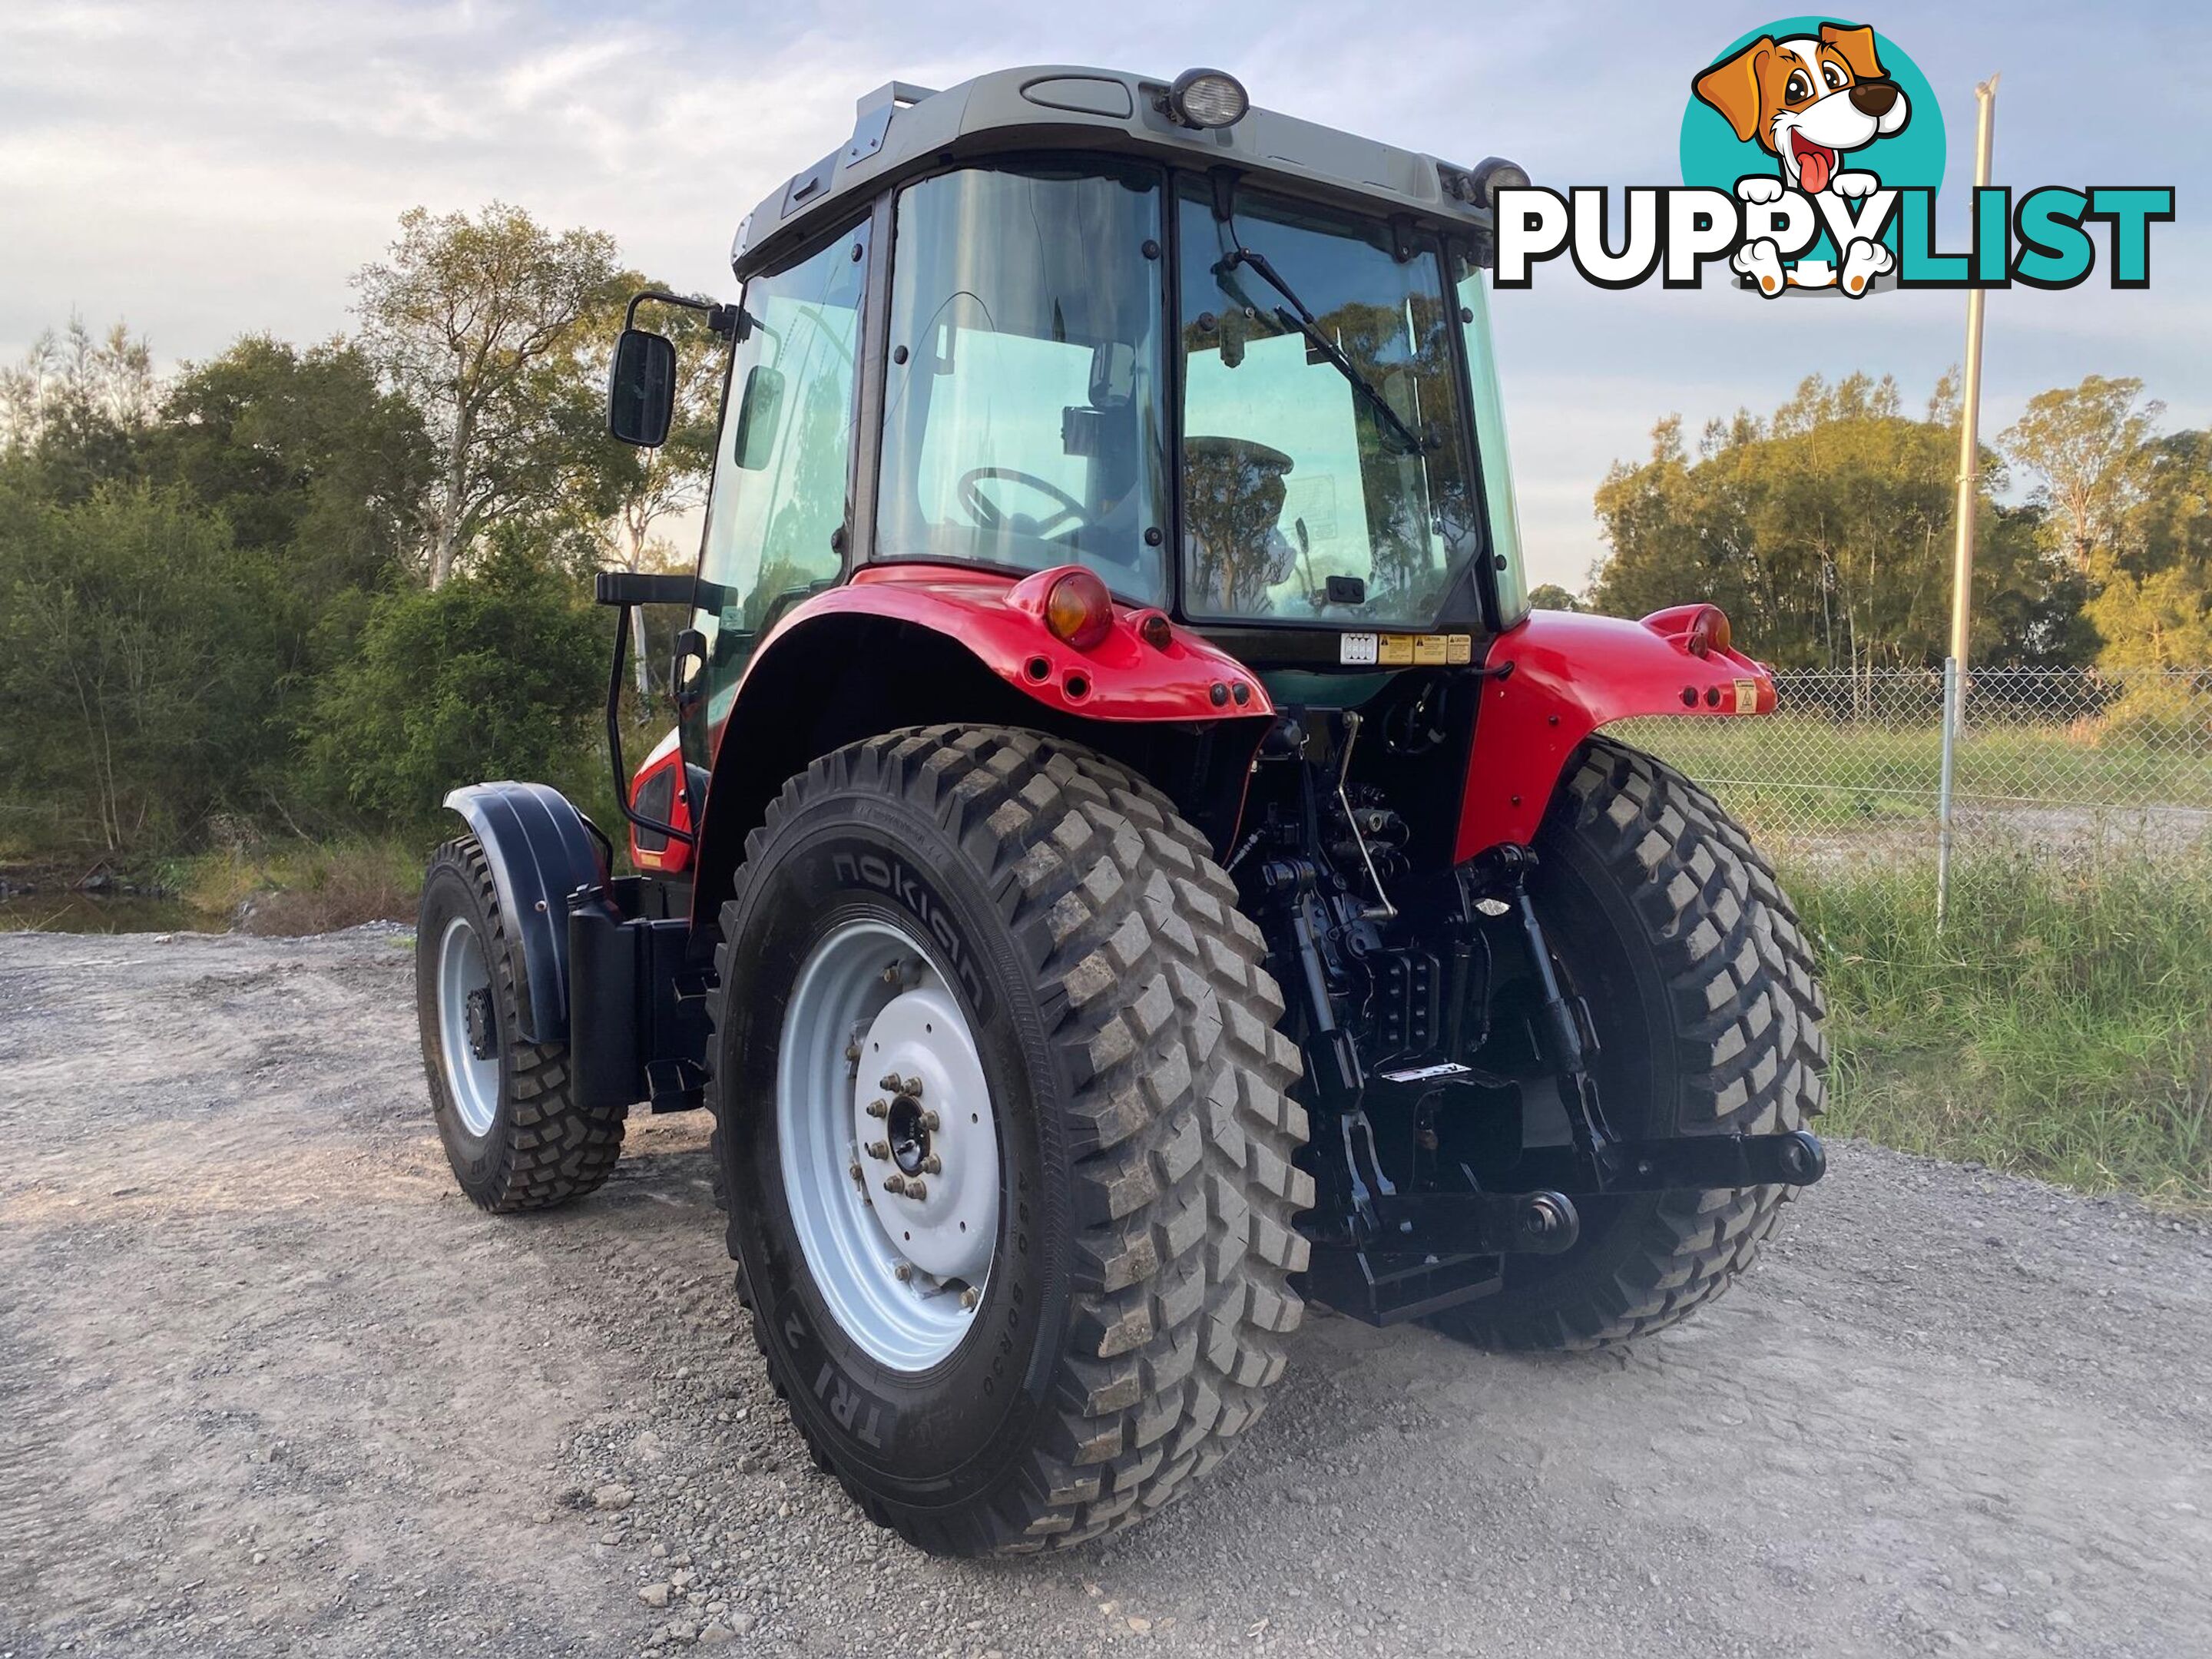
{"left": 442, "top": 781, "right": 605, "bottom": 1045}
{"left": 1454, "top": 609, "right": 1776, "bottom": 861}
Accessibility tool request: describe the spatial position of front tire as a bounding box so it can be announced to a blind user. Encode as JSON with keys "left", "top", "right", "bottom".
{"left": 1429, "top": 737, "right": 1828, "bottom": 1351}
{"left": 707, "top": 726, "right": 1310, "bottom": 1555}
{"left": 416, "top": 836, "right": 626, "bottom": 1211}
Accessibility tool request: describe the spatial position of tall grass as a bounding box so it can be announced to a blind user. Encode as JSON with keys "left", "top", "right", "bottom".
{"left": 1788, "top": 850, "right": 2212, "bottom": 1204}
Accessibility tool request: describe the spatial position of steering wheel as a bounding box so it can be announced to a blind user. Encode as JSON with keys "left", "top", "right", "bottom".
{"left": 957, "top": 468, "right": 1091, "bottom": 541}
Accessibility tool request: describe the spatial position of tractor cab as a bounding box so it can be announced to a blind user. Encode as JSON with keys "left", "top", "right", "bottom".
{"left": 425, "top": 66, "right": 1826, "bottom": 1561}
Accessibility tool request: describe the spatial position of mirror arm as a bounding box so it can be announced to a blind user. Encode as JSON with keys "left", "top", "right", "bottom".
{"left": 625, "top": 288, "right": 743, "bottom": 339}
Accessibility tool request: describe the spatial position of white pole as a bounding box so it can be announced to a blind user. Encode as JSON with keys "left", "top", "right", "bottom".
{"left": 1938, "top": 75, "right": 1999, "bottom": 931}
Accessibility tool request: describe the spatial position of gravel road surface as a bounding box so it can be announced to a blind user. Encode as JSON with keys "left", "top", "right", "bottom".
{"left": 3, "top": 926, "right": 2208, "bottom": 1657}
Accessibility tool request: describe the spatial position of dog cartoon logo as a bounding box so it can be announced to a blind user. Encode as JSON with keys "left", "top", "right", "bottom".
{"left": 1683, "top": 19, "right": 1942, "bottom": 296}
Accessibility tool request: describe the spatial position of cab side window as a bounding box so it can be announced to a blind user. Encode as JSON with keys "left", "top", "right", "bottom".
{"left": 684, "top": 223, "right": 871, "bottom": 754}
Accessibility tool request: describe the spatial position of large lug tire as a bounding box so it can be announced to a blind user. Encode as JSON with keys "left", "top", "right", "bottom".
{"left": 707, "top": 725, "right": 1310, "bottom": 1555}
{"left": 415, "top": 836, "right": 626, "bottom": 1211}
{"left": 1429, "top": 736, "right": 1828, "bottom": 1351}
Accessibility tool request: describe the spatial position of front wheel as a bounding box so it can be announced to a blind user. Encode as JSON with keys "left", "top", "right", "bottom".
{"left": 1428, "top": 736, "right": 1829, "bottom": 1351}
{"left": 416, "top": 836, "right": 626, "bottom": 1210}
{"left": 707, "top": 727, "right": 1311, "bottom": 1555}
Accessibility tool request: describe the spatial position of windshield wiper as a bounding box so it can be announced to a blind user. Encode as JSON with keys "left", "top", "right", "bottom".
{"left": 1217, "top": 247, "right": 1432, "bottom": 456}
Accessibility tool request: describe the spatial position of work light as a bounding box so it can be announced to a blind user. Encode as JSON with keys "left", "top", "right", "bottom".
{"left": 1468, "top": 155, "right": 1532, "bottom": 209}
{"left": 1167, "top": 68, "right": 1249, "bottom": 130}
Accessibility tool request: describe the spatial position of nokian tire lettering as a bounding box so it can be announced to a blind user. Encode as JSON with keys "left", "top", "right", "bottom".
{"left": 707, "top": 725, "right": 1310, "bottom": 1555}
{"left": 415, "top": 835, "right": 627, "bottom": 1211}
{"left": 1429, "top": 737, "right": 1829, "bottom": 1351}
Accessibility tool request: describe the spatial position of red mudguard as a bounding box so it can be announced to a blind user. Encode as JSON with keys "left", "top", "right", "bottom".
{"left": 738, "top": 562, "right": 1273, "bottom": 723}
{"left": 1454, "top": 608, "right": 1776, "bottom": 862}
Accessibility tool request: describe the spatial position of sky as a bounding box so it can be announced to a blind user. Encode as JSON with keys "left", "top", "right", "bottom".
{"left": 3, "top": 0, "right": 2203, "bottom": 591}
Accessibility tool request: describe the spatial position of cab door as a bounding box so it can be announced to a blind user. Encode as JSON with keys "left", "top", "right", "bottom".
{"left": 679, "top": 220, "right": 873, "bottom": 778}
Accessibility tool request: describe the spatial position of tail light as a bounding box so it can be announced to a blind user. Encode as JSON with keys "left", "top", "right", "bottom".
{"left": 1685, "top": 605, "right": 1733, "bottom": 658}
{"left": 1043, "top": 568, "right": 1114, "bottom": 651}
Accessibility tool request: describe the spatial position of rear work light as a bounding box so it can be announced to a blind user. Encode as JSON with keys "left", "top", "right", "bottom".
{"left": 1166, "top": 68, "right": 1249, "bottom": 130}
{"left": 1043, "top": 568, "right": 1114, "bottom": 651}
{"left": 1685, "top": 604, "right": 1733, "bottom": 658}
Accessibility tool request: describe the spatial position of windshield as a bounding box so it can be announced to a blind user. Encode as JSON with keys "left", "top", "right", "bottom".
{"left": 876, "top": 162, "right": 1168, "bottom": 604}
{"left": 1452, "top": 247, "right": 1530, "bottom": 624}
{"left": 1177, "top": 181, "right": 1480, "bottom": 628}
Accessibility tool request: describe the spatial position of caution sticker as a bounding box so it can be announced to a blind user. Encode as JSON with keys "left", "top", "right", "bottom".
{"left": 1339, "top": 633, "right": 1476, "bottom": 668}
{"left": 1734, "top": 677, "right": 1760, "bottom": 714}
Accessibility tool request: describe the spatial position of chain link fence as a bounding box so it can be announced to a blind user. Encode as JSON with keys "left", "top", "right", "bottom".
{"left": 1610, "top": 667, "right": 2212, "bottom": 867}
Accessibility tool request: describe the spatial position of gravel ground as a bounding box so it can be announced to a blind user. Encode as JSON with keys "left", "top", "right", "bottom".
{"left": 2, "top": 926, "right": 2209, "bottom": 1658}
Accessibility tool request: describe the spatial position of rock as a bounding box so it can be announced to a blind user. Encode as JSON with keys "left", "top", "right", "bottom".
{"left": 594, "top": 1483, "right": 636, "bottom": 1512}
{"left": 665, "top": 1620, "right": 698, "bottom": 1644}
{"left": 639, "top": 1583, "right": 672, "bottom": 1608}
{"left": 727, "top": 1612, "right": 757, "bottom": 1636}
{"left": 698, "top": 1626, "right": 733, "bottom": 1646}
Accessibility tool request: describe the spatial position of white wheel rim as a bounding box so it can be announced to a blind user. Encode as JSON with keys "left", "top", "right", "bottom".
{"left": 777, "top": 918, "right": 998, "bottom": 1372}
{"left": 436, "top": 915, "right": 501, "bottom": 1137}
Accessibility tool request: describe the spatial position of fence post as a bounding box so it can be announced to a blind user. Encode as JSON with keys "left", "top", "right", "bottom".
{"left": 1939, "top": 75, "right": 2000, "bottom": 933}
{"left": 1937, "top": 657, "right": 1959, "bottom": 928}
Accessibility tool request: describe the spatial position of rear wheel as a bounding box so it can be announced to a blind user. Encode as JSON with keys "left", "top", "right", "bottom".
{"left": 707, "top": 726, "right": 1310, "bottom": 1555}
{"left": 416, "top": 836, "right": 626, "bottom": 1211}
{"left": 1429, "top": 737, "right": 1828, "bottom": 1351}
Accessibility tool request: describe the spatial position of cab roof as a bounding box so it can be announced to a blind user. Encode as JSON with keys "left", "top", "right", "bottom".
{"left": 732, "top": 65, "right": 1500, "bottom": 278}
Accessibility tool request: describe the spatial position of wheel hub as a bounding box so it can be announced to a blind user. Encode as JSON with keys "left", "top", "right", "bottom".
{"left": 464, "top": 986, "right": 497, "bottom": 1061}
{"left": 850, "top": 985, "right": 996, "bottom": 1285}
{"left": 886, "top": 1091, "right": 932, "bottom": 1175}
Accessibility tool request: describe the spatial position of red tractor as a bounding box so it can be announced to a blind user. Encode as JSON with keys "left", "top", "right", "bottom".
{"left": 416, "top": 67, "right": 1827, "bottom": 1556}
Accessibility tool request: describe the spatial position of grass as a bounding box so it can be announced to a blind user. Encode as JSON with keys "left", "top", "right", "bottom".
{"left": 1787, "top": 849, "right": 2212, "bottom": 1205}
{"left": 167, "top": 838, "right": 425, "bottom": 935}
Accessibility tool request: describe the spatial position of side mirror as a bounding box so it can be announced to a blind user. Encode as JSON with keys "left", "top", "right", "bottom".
{"left": 608, "top": 327, "right": 677, "bottom": 447}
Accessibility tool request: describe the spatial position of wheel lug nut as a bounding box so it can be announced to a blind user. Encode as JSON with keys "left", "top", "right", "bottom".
{"left": 882, "top": 966, "right": 901, "bottom": 986}
{"left": 920, "top": 1110, "right": 940, "bottom": 1132}
{"left": 849, "top": 1161, "right": 863, "bottom": 1182}
{"left": 960, "top": 1286, "right": 979, "bottom": 1310}
{"left": 882, "top": 1174, "right": 906, "bottom": 1194}
{"left": 894, "top": 1263, "right": 912, "bottom": 1281}
{"left": 844, "top": 1041, "right": 861, "bottom": 1063}
{"left": 866, "top": 1141, "right": 889, "bottom": 1161}
{"left": 904, "top": 1179, "right": 926, "bottom": 1200}
{"left": 922, "top": 1154, "right": 942, "bottom": 1175}
{"left": 878, "top": 1072, "right": 902, "bottom": 1093}
{"left": 902, "top": 1075, "right": 923, "bottom": 1098}
{"left": 866, "top": 1098, "right": 889, "bottom": 1118}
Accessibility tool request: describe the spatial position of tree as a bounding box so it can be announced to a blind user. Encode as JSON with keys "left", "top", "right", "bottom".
{"left": 1590, "top": 374, "right": 2081, "bottom": 671}
{"left": 0, "top": 478, "right": 281, "bottom": 851}
{"left": 0, "top": 316, "right": 158, "bottom": 500}
{"left": 2088, "top": 429, "right": 2212, "bottom": 674}
{"left": 1526, "top": 583, "right": 1584, "bottom": 612}
{"left": 2000, "top": 375, "right": 2164, "bottom": 571}
{"left": 303, "top": 538, "right": 608, "bottom": 830}
{"left": 353, "top": 204, "right": 623, "bottom": 586}
{"left": 154, "top": 336, "right": 432, "bottom": 596}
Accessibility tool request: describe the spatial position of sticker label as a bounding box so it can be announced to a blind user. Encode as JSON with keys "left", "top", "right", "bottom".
{"left": 1339, "top": 633, "right": 1476, "bottom": 669}
{"left": 1734, "top": 677, "right": 1759, "bottom": 714}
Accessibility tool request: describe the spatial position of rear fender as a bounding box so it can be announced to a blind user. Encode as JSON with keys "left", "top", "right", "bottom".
{"left": 690, "top": 564, "right": 1273, "bottom": 921}
{"left": 442, "top": 781, "right": 605, "bottom": 1045}
{"left": 1455, "top": 609, "right": 1776, "bottom": 861}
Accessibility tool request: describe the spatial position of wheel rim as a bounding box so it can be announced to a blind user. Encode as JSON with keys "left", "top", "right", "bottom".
{"left": 436, "top": 915, "right": 501, "bottom": 1137}
{"left": 778, "top": 918, "right": 998, "bottom": 1373}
